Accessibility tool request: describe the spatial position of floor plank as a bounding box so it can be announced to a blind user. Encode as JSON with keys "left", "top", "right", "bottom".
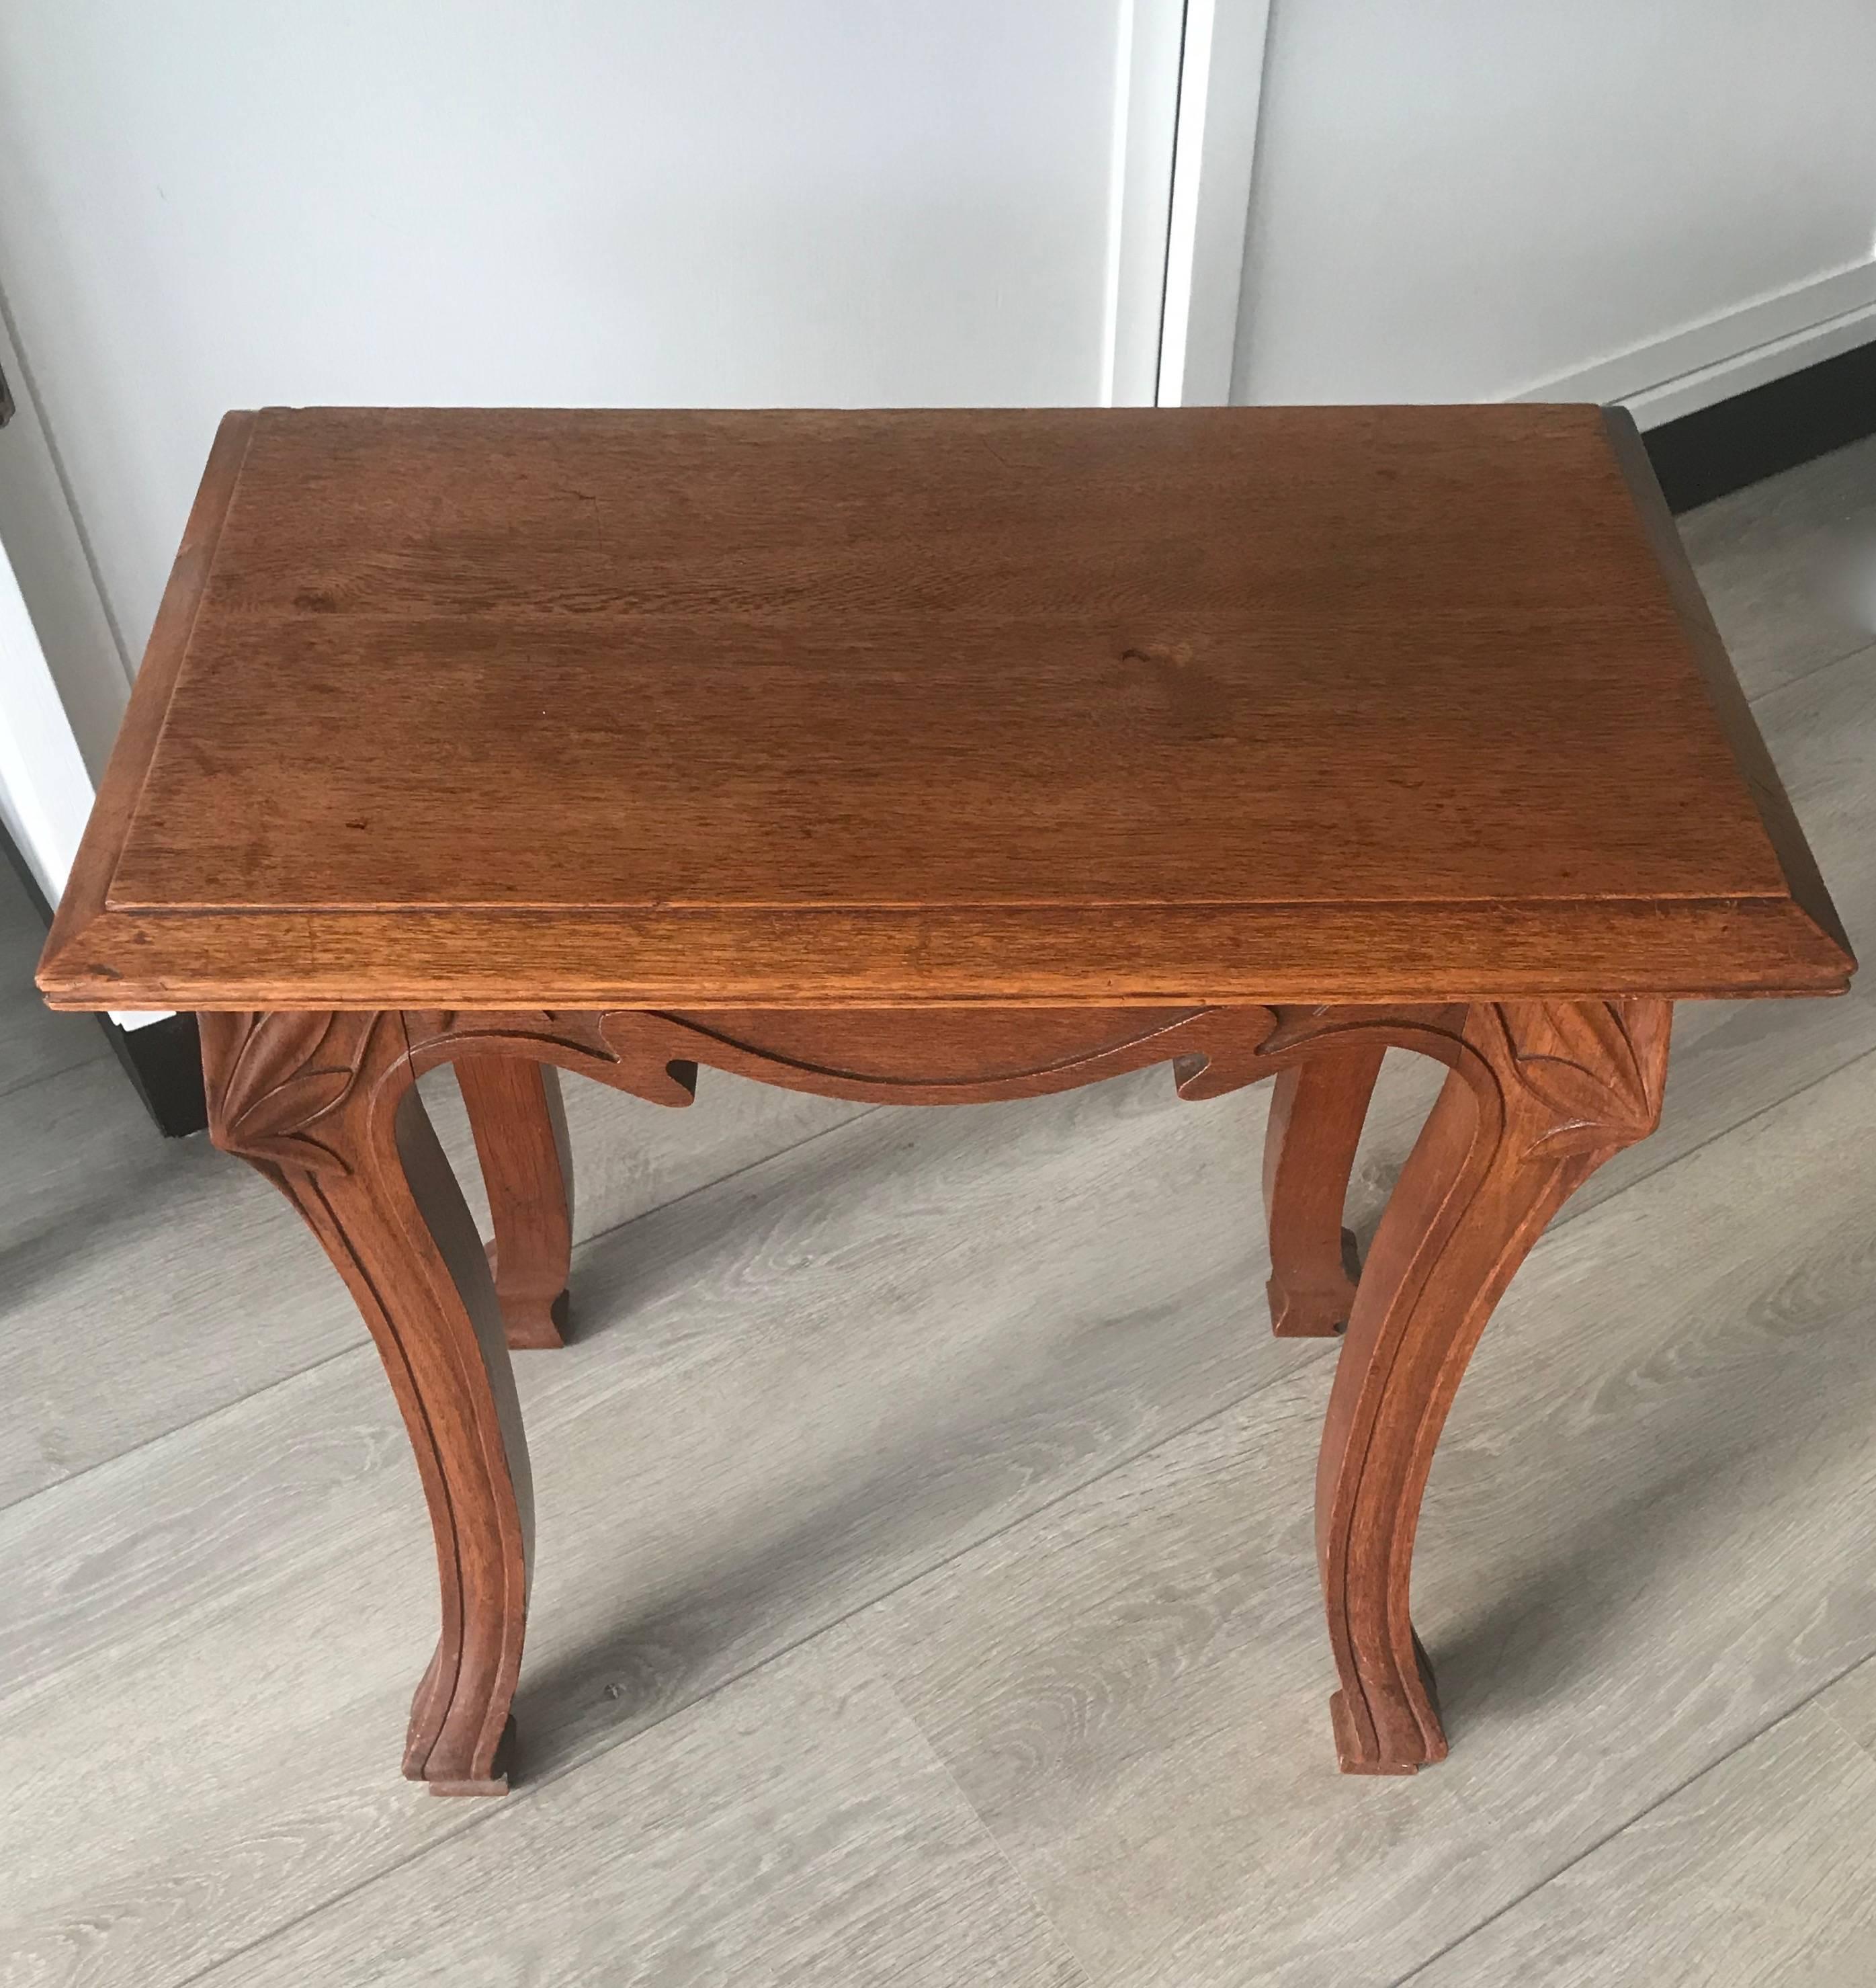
{"left": 846, "top": 1049, "right": 1876, "bottom": 1987}
{"left": 202, "top": 1645, "right": 1095, "bottom": 1988}
{"left": 1408, "top": 1702, "right": 1876, "bottom": 1987}
{"left": 1748, "top": 638, "right": 1876, "bottom": 953}
{"left": 1676, "top": 433, "right": 1876, "bottom": 699}
{"left": 0, "top": 1055, "right": 312, "bottom": 1508}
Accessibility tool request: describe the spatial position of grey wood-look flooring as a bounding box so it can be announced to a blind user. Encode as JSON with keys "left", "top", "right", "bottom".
{"left": 3, "top": 436, "right": 1876, "bottom": 1987}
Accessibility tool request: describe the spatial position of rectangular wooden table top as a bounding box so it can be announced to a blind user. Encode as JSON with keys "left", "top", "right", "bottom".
{"left": 40, "top": 404, "right": 1851, "bottom": 1011}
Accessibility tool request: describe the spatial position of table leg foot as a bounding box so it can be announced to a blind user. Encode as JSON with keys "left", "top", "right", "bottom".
{"left": 1267, "top": 1227, "right": 1363, "bottom": 1337}
{"left": 1330, "top": 1632, "right": 1446, "bottom": 1772}
{"left": 420, "top": 1717, "right": 516, "bottom": 1797}
{"left": 484, "top": 1243, "right": 571, "bottom": 1351}
{"left": 1332, "top": 1694, "right": 1428, "bottom": 1774}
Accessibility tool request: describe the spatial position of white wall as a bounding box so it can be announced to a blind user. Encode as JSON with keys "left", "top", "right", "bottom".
{"left": 1232, "top": 0, "right": 1876, "bottom": 415}
{"left": 0, "top": 0, "right": 1172, "bottom": 681}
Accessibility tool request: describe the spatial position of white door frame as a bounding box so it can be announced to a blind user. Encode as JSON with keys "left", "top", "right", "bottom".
{"left": 1104, "top": 0, "right": 1274, "bottom": 409}
{"left": 1156, "top": 0, "right": 1273, "bottom": 405}
{"left": 0, "top": 335, "right": 165, "bottom": 1025}
{"left": 0, "top": 532, "right": 91, "bottom": 908}
{"left": 1101, "top": 0, "right": 1187, "bottom": 405}
{"left": 0, "top": 543, "right": 167, "bottom": 1028}
{"left": 0, "top": 292, "right": 124, "bottom": 906}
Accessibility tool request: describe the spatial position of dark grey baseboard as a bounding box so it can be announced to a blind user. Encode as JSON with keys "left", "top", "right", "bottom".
{"left": 107, "top": 1011, "right": 208, "bottom": 1138}
{"left": 1643, "top": 337, "right": 1876, "bottom": 514}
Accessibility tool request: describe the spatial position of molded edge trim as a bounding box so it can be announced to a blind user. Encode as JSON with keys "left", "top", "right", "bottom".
{"left": 1603, "top": 405, "right": 1857, "bottom": 983}
{"left": 36, "top": 893, "right": 1851, "bottom": 1012}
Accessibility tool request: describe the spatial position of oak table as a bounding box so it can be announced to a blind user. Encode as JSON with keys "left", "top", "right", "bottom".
{"left": 39, "top": 407, "right": 1853, "bottom": 1794}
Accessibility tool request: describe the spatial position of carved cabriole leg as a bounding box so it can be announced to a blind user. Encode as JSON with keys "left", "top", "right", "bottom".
{"left": 455, "top": 1056, "right": 574, "bottom": 1349}
{"left": 200, "top": 1011, "right": 533, "bottom": 1796}
{"left": 1262, "top": 1044, "right": 1385, "bottom": 1337}
{"left": 198, "top": 998, "right": 1668, "bottom": 1792}
{"left": 1310, "top": 998, "right": 1671, "bottom": 1774}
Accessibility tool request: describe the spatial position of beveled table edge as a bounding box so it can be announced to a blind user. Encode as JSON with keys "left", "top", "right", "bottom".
{"left": 36, "top": 896, "right": 1852, "bottom": 1011}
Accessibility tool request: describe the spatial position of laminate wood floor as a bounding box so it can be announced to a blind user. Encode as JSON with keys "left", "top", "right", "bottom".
{"left": 3, "top": 442, "right": 1876, "bottom": 1987}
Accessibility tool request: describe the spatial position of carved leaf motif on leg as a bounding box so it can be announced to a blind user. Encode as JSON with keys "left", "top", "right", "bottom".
{"left": 204, "top": 1010, "right": 400, "bottom": 1174}
{"left": 1488, "top": 998, "right": 1670, "bottom": 1154}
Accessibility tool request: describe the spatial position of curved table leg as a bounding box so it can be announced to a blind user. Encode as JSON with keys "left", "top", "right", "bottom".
{"left": 1263, "top": 1044, "right": 1385, "bottom": 1337}
{"left": 203, "top": 1012, "right": 534, "bottom": 1795}
{"left": 196, "top": 998, "right": 1668, "bottom": 1792}
{"left": 1315, "top": 999, "right": 1670, "bottom": 1772}
{"left": 456, "top": 1055, "right": 574, "bottom": 1349}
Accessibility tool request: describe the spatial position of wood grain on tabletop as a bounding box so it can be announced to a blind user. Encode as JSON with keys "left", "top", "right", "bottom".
{"left": 37, "top": 405, "right": 1851, "bottom": 1009}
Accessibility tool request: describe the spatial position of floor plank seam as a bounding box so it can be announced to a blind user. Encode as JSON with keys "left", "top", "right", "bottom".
{"left": 563, "top": 1090, "right": 885, "bottom": 1247}
{"left": 0, "top": 1330, "right": 372, "bottom": 1525}
{"left": 1746, "top": 632, "right": 1876, "bottom": 714}
{"left": 172, "top": 1804, "right": 500, "bottom": 1988}
{"left": 1814, "top": 1665, "right": 1876, "bottom": 1766}
{"left": 0, "top": 1040, "right": 116, "bottom": 1110}
{"left": 871, "top": 1658, "right": 1107, "bottom": 1988}
{"left": 1383, "top": 1644, "right": 1876, "bottom": 1988}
